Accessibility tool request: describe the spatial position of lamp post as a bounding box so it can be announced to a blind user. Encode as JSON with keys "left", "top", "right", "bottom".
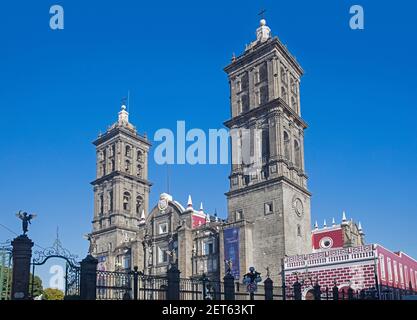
{"left": 243, "top": 267, "right": 262, "bottom": 301}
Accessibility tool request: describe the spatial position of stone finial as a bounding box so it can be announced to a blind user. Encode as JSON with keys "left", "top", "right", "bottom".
{"left": 358, "top": 222, "right": 364, "bottom": 235}
{"left": 332, "top": 217, "right": 336, "bottom": 227}
{"left": 199, "top": 202, "right": 204, "bottom": 213}
{"left": 314, "top": 221, "right": 318, "bottom": 229}
{"left": 323, "top": 219, "right": 327, "bottom": 228}
{"left": 187, "top": 195, "right": 193, "bottom": 209}
{"left": 139, "top": 209, "right": 146, "bottom": 224}
{"left": 342, "top": 211, "right": 348, "bottom": 225}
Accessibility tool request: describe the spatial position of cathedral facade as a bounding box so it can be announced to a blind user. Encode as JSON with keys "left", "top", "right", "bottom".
{"left": 89, "top": 18, "right": 311, "bottom": 282}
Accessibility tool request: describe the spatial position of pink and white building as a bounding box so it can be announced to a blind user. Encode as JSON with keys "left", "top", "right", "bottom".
{"left": 284, "top": 212, "right": 417, "bottom": 299}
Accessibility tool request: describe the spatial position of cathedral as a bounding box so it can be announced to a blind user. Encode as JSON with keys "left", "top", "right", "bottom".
{"left": 90, "top": 18, "right": 311, "bottom": 282}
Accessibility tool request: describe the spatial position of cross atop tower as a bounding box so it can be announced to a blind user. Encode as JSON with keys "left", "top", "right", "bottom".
{"left": 258, "top": 9, "right": 266, "bottom": 19}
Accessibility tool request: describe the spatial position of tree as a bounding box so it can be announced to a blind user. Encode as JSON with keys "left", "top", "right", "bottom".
{"left": 29, "top": 274, "right": 43, "bottom": 298}
{"left": 43, "top": 288, "right": 64, "bottom": 300}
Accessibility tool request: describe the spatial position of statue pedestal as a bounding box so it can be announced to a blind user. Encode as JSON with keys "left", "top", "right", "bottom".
{"left": 11, "top": 235, "right": 34, "bottom": 300}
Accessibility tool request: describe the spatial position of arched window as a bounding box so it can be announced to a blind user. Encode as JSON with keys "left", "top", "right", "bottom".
{"left": 111, "top": 159, "right": 115, "bottom": 172}
{"left": 125, "top": 160, "right": 131, "bottom": 174}
{"left": 254, "top": 69, "right": 260, "bottom": 83}
{"left": 262, "top": 128, "right": 270, "bottom": 161}
{"left": 137, "top": 164, "right": 142, "bottom": 177}
{"left": 125, "top": 145, "right": 131, "bottom": 157}
{"left": 241, "top": 94, "right": 249, "bottom": 112}
{"left": 280, "top": 68, "right": 287, "bottom": 84}
{"left": 294, "top": 140, "right": 301, "bottom": 168}
{"left": 137, "top": 150, "right": 143, "bottom": 162}
{"left": 109, "top": 191, "right": 113, "bottom": 212}
{"left": 123, "top": 192, "right": 131, "bottom": 211}
{"left": 291, "top": 78, "right": 298, "bottom": 94}
{"left": 291, "top": 96, "right": 297, "bottom": 111}
{"left": 236, "top": 79, "right": 241, "bottom": 91}
{"left": 259, "top": 62, "right": 267, "bottom": 82}
{"left": 281, "top": 87, "right": 287, "bottom": 102}
{"left": 284, "top": 131, "right": 290, "bottom": 161}
{"left": 136, "top": 195, "right": 143, "bottom": 215}
{"left": 241, "top": 72, "right": 249, "bottom": 91}
{"left": 99, "top": 194, "right": 104, "bottom": 215}
{"left": 260, "top": 85, "right": 269, "bottom": 105}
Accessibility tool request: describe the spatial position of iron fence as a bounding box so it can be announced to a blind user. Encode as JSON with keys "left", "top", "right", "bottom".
{"left": 93, "top": 268, "right": 283, "bottom": 300}
{"left": 137, "top": 274, "right": 168, "bottom": 300}
{"left": 97, "top": 270, "right": 133, "bottom": 300}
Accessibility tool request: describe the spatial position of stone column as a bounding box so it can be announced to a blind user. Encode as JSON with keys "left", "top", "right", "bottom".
{"left": 296, "top": 80, "right": 301, "bottom": 116}
{"left": 229, "top": 77, "right": 237, "bottom": 118}
{"left": 11, "top": 235, "right": 33, "bottom": 300}
{"left": 177, "top": 227, "right": 192, "bottom": 278}
{"left": 248, "top": 68, "right": 255, "bottom": 109}
{"left": 300, "top": 131, "right": 306, "bottom": 172}
{"left": 267, "top": 58, "right": 275, "bottom": 100}
{"left": 276, "top": 60, "right": 282, "bottom": 98}
{"left": 223, "top": 273, "right": 235, "bottom": 300}
{"left": 264, "top": 277, "right": 273, "bottom": 300}
{"left": 268, "top": 115, "right": 277, "bottom": 160}
{"left": 80, "top": 254, "right": 98, "bottom": 300}
{"left": 276, "top": 110, "right": 283, "bottom": 159}
{"left": 167, "top": 264, "right": 180, "bottom": 300}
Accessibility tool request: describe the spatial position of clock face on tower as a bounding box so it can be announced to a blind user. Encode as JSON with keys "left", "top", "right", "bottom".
{"left": 293, "top": 198, "right": 304, "bottom": 217}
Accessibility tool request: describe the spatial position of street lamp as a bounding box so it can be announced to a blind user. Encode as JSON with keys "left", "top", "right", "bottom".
{"left": 243, "top": 267, "right": 262, "bottom": 300}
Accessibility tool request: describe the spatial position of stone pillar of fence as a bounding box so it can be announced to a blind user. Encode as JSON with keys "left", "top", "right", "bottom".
{"left": 223, "top": 273, "right": 235, "bottom": 300}
{"left": 11, "top": 235, "right": 33, "bottom": 300}
{"left": 264, "top": 277, "right": 273, "bottom": 300}
{"left": 293, "top": 281, "right": 302, "bottom": 300}
{"left": 167, "top": 264, "right": 180, "bottom": 300}
{"left": 332, "top": 285, "right": 339, "bottom": 300}
{"left": 80, "top": 254, "right": 98, "bottom": 300}
{"left": 313, "top": 282, "right": 321, "bottom": 300}
{"left": 133, "top": 266, "right": 139, "bottom": 300}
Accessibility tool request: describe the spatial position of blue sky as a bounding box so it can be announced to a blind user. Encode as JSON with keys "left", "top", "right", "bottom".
{"left": 1, "top": 0, "right": 416, "bottom": 287}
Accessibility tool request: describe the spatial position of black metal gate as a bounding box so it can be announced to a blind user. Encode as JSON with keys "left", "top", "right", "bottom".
{"left": 31, "top": 237, "right": 80, "bottom": 299}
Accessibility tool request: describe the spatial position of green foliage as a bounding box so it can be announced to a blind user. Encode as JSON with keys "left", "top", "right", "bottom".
{"left": 29, "top": 274, "right": 43, "bottom": 298}
{"left": 0, "top": 266, "right": 12, "bottom": 300}
{"left": 43, "top": 287, "right": 64, "bottom": 300}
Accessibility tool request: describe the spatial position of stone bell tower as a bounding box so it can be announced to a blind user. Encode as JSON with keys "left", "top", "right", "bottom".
{"left": 90, "top": 102, "right": 151, "bottom": 271}
{"left": 224, "top": 19, "right": 311, "bottom": 280}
